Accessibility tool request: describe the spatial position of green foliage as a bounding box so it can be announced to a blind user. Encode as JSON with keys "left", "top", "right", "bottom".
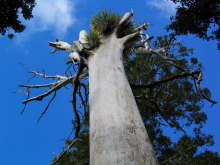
{"left": 90, "top": 11, "right": 121, "bottom": 36}
{"left": 0, "top": 0, "right": 36, "bottom": 38}
{"left": 168, "top": 0, "right": 220, "bottom": 49}
{"left": 158, "top": 135, "right": 220, "bottom": 165}
{"left": 86, "top": 31, "right": 101, "bottom": 49}
{"left": 53, "top": 131, "right": 89, "bottom": 165}
{"left": 87, "top": 11, "right": 136, "bottom": 49}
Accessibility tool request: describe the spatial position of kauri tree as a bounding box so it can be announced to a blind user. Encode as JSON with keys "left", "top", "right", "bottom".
{"left": 19, "top": 11, "right": 218, "bottom": 165}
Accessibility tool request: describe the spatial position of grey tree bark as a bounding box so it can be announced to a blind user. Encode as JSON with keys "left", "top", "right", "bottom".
{"left": 89, "top": 33, "right": 158, "bottom": 165}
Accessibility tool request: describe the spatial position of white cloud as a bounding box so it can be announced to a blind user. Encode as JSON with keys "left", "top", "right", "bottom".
{"left": 14, "top": 0, "right": 76, "bottom": 44}
{"left": 32, "top": 0, "right": 76, "bottom": 36}
{"left": 146, "top": 0, "right": 178, "bottom": 17}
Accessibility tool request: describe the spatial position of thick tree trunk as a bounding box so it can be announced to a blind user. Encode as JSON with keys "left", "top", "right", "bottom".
{"left": 89, "top": 34, "right": 158, "bottom": 165}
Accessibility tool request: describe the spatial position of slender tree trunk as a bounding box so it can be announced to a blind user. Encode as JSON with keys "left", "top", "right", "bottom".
{"left": 89, "top": 34, "right": 158, "bottom": 165}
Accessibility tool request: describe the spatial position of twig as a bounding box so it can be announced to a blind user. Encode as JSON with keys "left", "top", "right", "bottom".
{"left": 19, "top": 81, "right": 60, "bottom": 88}
{"left": 30, "top": 71, "right": 67, "bottom": 79}
{"left": 150, "top": 49, "right": 186, "bottom": 72}
{"left": 20, "top": 88, "right": 30, "bottom": 114}
{"left": 22, "top": 78, "right": 72, "bottom": 104}
{"left": 134, "top": 23, "right": 148, "bottom": 32}
{"left": 37, "top": 91, "right": 57, "bottom": 123}
{"left": 137, "top": 95, "right": 186, "bottom": 134}
{"left": 193, "top": 73, "right": 217, "bottom": 104}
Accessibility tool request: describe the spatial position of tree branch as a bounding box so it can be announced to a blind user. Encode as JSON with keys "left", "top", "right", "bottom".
{"left": 19, "top": 82, "right": 60, "bottom": 88}
{"left": 136, "top": 95, "right": 186, "bottom": 133}
{"left": 52, "top": 138, "right": 80, "bottom": 165}
{"left": 48, "top": 40, "right": 72, "bottom": 53}
{"left": 120, "top": 31, "right": 140, "bottom": 43}
{"left": 193, "top": 73, "right": 217, "bottom": 104}
{"left": 118, "top": 12, "right": 133, "bottom": 27}
{"left": 30, "top": 71, "right": 67, "bottom": 79}
{"left": 20, "top": 88, "right": 30, "bottom": 114}
{"left": 22, "top": 78, "right": 72, "bottom": 104}
{"left": 134, "top": 23, "right": 148, "bottom": 32}
{"left": 131, "top": 71, "right": 200, "bottom": 89}
{"left": 37, "top": 91, "right": 57, "bottom": 123}
{"left": 51, "top": 60, "right": 88, "bottom": 165}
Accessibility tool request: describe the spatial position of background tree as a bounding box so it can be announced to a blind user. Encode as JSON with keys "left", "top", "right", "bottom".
{"left": 19, "top": 11, "right": 219, "bottom": 164}
{"left": 0, "top": 0, "right": 35, "bottom": 38}
{"left": 168, "top": 0, "right": 220, "bottom": 49}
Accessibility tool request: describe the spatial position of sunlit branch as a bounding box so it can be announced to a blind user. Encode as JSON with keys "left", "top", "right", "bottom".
{"left": 21, "top": 78, "right": 72, "bottom": 104}
{"left": 118, "top": 12, "right": 133, "bottom": 27}
{"left": 134, "top": 23, "right": 148, "bottom": 32}
{"left": 30, "top": 71, "right": 67, "bottom": 79}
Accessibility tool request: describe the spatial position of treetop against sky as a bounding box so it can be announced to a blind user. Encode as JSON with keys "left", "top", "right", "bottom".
{"left": 0, "top": 0, "right": 219, "bottom": 165}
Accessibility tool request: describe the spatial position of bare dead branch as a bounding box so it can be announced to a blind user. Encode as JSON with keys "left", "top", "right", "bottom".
{"left": 121, "top": 31, "right": 140, "bottom": 43}
{"left": 37, "top": 91, "right": 57, "bottom": 123}
{"left": 21, "top": 88, "right": 30, "bottom": 114}
{"left": 134, "top": 23, "right": 148, "bottom": 32}
{"left": 48, "top": 40, "right": 72, "bottom": 53}
{"left": 64, "top": 63, "right": 73, "bottom": 76}
{"left": 118, "top": 12, "right": 133, "bottom": 27}
{"left": 19, "top": 81, "right": 60, "bottom": 88}
{"left": 22, "top": 78, "right": 72, "bottom": 104}
{"left": 30, "top": 71, "right": 67, "bottom": 79}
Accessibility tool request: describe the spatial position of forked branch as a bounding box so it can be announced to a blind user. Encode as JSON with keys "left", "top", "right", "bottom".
{"left": 22, "top": 77, "right": 72, "bottom": 104}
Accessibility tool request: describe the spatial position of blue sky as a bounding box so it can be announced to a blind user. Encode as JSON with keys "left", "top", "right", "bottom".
{"left": 0, "top": 0, "right": 219, "bottom": 164}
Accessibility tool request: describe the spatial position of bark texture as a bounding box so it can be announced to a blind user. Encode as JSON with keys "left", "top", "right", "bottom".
{"left": 89, "top": 34, "right": 158, "bottom": 165}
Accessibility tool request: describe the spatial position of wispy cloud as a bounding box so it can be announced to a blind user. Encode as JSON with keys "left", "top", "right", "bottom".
{"left": 32, "top": 0, "right": 76, "bottom": 35}
{"left": 146, "top": 0, "right": 178, "bottom": 17}
{"left": 15, "top": 0, "right": 76, "bottom": 43}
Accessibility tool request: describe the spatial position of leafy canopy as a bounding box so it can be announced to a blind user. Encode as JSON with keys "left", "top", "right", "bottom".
{"left": 168, "top": 0, "right": 220, "bottom": 49}
{"left": 0, "top": 0, "right": 36, "bottom": 38}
